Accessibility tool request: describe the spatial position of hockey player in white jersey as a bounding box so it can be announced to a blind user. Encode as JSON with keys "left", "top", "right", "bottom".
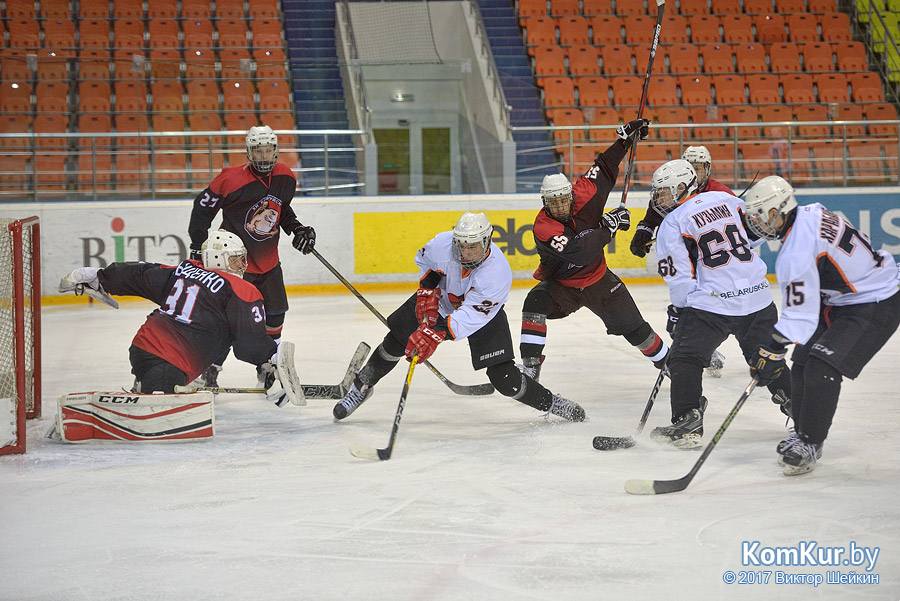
{"left": 333, "top": 212, "right": 586, "bottom": 422}
{"left": 648, "top": 160, "right": 792, "bottom": 448}
{"left": 744, "top": 176, "right": 900, "bottom": 475}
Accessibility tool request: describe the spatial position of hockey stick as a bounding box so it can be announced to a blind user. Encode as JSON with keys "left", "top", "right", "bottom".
{"left": 349, "top": 354, "right": 418, "bottom": 461}
{"left": 625, "top": 378, "right": 758, "bottom": 495}
{"left": 737, "top": 170, "right": 761, "bottom": 198}
{"left": 176, "top": 341, "right": 371, "bottom": 399}
{"left": 310, "top": 248, "right": 495, "bottom": 396}
{"left": 592, "top": 367, "right": 666, "bottom": 451}
{"left": 618, "top": 0, "right": 665, "bottom": 209}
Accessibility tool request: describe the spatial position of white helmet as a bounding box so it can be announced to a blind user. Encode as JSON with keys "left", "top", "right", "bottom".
{"left": 246, "top": 125, "right": 278, "bottom": 173}
{"left": 742, "top": 175, "right": 797, "bottom": 240}
{"left": 202, "top": 230, "right": 248, "bottom": 276}
{"left": 682, "top": 145, "right": 711, "bottom": 186}
{"left": 650, "top": 159, "right": 698, "bottom": 217}
{"left": 540, "top": 173, "right": 574, "bottom": 222}
{"left": 452, "top": 212, "right": 493, "bottom": 269}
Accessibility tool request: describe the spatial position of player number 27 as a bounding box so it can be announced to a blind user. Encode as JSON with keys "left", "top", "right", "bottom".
{"left": 163, "top": 279, "right": 201, "bottom": 324}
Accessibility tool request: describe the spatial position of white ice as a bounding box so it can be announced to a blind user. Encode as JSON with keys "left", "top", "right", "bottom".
{"left": 3, "top": 285, "right": 899, "bottom": 600}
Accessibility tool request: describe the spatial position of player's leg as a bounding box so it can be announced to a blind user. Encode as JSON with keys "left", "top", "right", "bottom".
{"left": 651, "top": 308, "right": 729, "bottom": 448}
{"left": 333, "top": 294, "right": 420, "bottom": 420}
{"left": 478, "top": 309, "right": 585, "bottom": 421}
{"left": 735, "top": 302, "right": 793, "bottom": 419}
{"left": 129, "top": 346, "right": 189, "bottom": 393}
{"left": 584, "top": 271, "right": 668, "bottom": 369}
{"left": 244, "top": 266, "right": 290, "bottom": 386}
{"left": 519, "top": 280, "right": 578, "bottom": 381}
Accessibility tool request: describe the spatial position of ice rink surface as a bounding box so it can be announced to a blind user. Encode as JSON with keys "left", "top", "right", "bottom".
{"left": 3, "top": 284, "right": 899, "bottom": 600}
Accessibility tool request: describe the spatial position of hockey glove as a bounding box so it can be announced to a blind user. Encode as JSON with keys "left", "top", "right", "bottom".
{"left": 189, "top": 244, "right": 203, "bottom": 261}
{"left": 415, "top": 287, "right": 441, "bottom": 326}
{"left": 58, "top": 267, "right": 119, "bottom": 309}
{"left": 292, "top": 225, "right": 316, "bottom": 255}
{"left": 405, "top": 325, "right": 446, "bottom": 362}
{"left": 601, "top": 206, "right": 631, "bottom": 233}
{"left": 259, "top": 357, "right": 289, "bottom": 407}
{"left": 666, "top": 304, "right": 681, "bottom": 335}
{"left": 616, "top": 118, "right": 650, "bottom": 143}
{"left": 751, "top": 340, "right": 787, "bottom": 385}
{"left": 630, "top": 222, "right": 655, "bottom": 258}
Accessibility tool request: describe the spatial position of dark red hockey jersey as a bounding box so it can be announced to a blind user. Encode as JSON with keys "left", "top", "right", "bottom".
{"left": 532, "top": 140, "right": 628, "bottom": 288}
{"left": 188, "top": 162, "right": 302, "bottom": 274}
{"left": 98, "top": 260, "right": 277, "bottom": 381}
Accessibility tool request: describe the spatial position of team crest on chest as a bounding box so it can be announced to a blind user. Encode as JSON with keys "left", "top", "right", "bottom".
{"left": 245, "top": 195, "right": 283, "bottom": 241}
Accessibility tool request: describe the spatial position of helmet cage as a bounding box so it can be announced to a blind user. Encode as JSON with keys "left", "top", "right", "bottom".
{"left": 246, "top": 126, "right": 279, "bottom": 173}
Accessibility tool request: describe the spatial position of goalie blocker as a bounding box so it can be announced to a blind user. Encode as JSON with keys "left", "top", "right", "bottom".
{"left": 48, "top": 391, "right": 214, "bottom": 443}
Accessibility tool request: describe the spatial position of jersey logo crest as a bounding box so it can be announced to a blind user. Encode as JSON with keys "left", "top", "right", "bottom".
{"left": 244, "top": 195, "right": 283, "bottom": 241}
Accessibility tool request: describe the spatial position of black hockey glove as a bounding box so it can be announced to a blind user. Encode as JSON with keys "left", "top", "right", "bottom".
{"left": 666, "top": 304, "right": 681, "bottom": 336}
{"left": 630, "top": 222, "right": 655, "bottom": 257}
{"left": 292, "top": 224, "right": 316, "bottom": 255}
{"left": 616, "top": 118, "right": 650, "bottom": 144}
{"left": 601, "top": 206, "right": 631, "bottom": 233}
{"left": 259, "top": 358, "right": 288, "bottom": 407}
{"left": 189, "top": 244, "right": 203, "bottom": 261}
{"left": 751, "top": 340, "right": 787, "bottom": 385}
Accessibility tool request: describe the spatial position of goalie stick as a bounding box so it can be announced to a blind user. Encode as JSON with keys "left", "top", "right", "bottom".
{"left": 592, "top": 367, "right": 666, "bottom": 451}
{"left": 349, "top": 354, "right": 418, "bottom": 461}
{"left": 618, "top": 0, "right": 665, "bottom": 209}
{"left": 624, "top": 378, "right": 758, "bottom": 495}
{"left": 176, "top": 341, "right": 371, "bottom": 400}
{"left": 310, "top": 248, "right": 495, "bottom": 396}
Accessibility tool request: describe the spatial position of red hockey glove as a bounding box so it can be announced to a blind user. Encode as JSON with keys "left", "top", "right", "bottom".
{"left": 415, "top": 287, "right": 441, "bottom": 326}
{"left": 405, "top": 325, "right": 446, "bottom": 362}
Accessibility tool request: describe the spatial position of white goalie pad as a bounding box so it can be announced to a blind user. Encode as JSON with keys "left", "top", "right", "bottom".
{"left": 275, "top": 341, "right": 305, "bottom": 406}
{"left": 51, "top": 391, "right": 215, "bottom": 443}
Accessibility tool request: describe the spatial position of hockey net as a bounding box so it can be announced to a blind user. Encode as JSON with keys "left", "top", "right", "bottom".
{"left": 0, "top": 217, "right": 41, "bottom": 455}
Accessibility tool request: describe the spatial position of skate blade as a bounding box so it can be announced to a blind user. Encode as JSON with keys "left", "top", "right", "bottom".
{"left": 783, "top": 462, "right": 816, "bottom": 476}
{"left": 650, "top": 433, "right": 702, "bottom": 449}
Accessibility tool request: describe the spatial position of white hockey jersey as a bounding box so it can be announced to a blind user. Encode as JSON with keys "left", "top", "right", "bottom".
{"left": 414, "top": 231, "right": 511, "bottom": 341}
{"left": 656, "top": 190, "right": 773, "bottom": 316}
{"left": 773, "top": 203, "right": 900, "bottom": 344}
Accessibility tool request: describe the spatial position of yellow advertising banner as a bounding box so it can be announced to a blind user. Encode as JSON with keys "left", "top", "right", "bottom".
{"left": 354, "top": 208, "right": 650, "bottom": 274}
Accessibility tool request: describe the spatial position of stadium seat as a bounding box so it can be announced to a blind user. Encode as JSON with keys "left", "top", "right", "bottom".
{"left": 625, "top": 16, "right": 658, "bottom": 44}
{"left": 223, "top": 80, "right": 255, "bottom": 114}
{"left": 678, "top": 0, "right": 708, "bottom": 14}
{"left": 78, "top": 81, "right": 111, "bottom": 113}
{"left": 820, "top": 13, "right": 852, "bottom": 42}
{"left": 754, "top": 14, "right": 788, "bottom": 43}
{"left": 148, "top": 19, "right": 179, "bottom": 49}
{"left": 7, "top": 19, "right": 41, "bottom": 48}
{"left": 835, "top": 41, "right": 867, "bottom": 71}
{"left": 151, "top": 80, "right": 183, "bottom": 105}
{"left": 583, "top": 0, "right": 614, "bottom": 15}
{"left": 808, "top": 0, "right": 836, "bottom": 9}
{"left": 760, "top": 105, "right": 793, "bottom": 137}
{"left": 712, "top": 74, "right": 747, "bottom": 104}
{"left": 184, "top": 48, "right": 216, "bottom": 78}
{"left": 781, "top": 73, "right": 816, "bottom": 103}
{"left": 776, "top": 0, "right": 806, "bottom": 11}
{"left": 615, "top": 0, "right": 645, "bottom": 16}
{"left": 811, "top": 144, "right": 844, "bottom": 183}
{"left": 746, "top": 75, "right": 781, "bottom": 104}
{"left": 744, "top": 0, "right": 774, "bottom": 13}
{"left": 740, "top": 142, "right": 779, "bottom": 177}
{"left": 148, "top": 49, "right": 182, "bottom": 79}
{"left": 847, "top": 142, "right": 887, "bottom": 182}
{"left": 667, "top": 45, "right": 700, "bottom": 74}
{"left": 0, "top": 50, "right": 31, "bottom": 81}
{"left": 710, "top": 0, "right": 742, "bottom": 14}
{"left": 533, "top": 46, "right": 567, "bottom": 75}
{"left": 660, "top": 16, "right": 690, "bottom": 44}
{"left": 540, "top": 77, "right": 577, "bottom": 107}
{"left": 576, "top": 77, "right": 611, "bottom": 106}
{"left": 217, "top": 20, "right": 249, "bottom": 49}
{"left": 48, "top": 0, "right": 77, "bottom": 17}
{"left": 849, "top": 72, "right": 885, "bottom": 102}
{"left": 802, "top": 42, "right": 835, "bottom": 72}
{"left": 79, "top": 0, "right": 109, "bottom": 18}
{"left": 610, "top": 75, "right": 643, "bottom": 107}
{"left": 113, "top": 19, "right": 145, "bottom": 49}
{"left": 151, "top": 114, "right": 186, "bottom": 145}
{"left": 259, "top": 93, "right": 292, "bottom": 112}
{"left": 647, "top": 75, "right": 679, "bottom": 106}
{"left": 183, "top": 18, "right": 214, "bottom": 48}
{"left": 558, "top": 16, "right": 590, "bottom": 46}
{"left": 634, "top": 143, "right": 671, "bottom": 185}
{"left": 585, "top": 106, "right": 622, "bottom": 126}
{"left": 590, "top": 16, "right": 622, "bottom": 44}
{"left": 35, "top": 81, "right": 69, "bottom": 114}
{"left": 216, "top": 0, "right": 246, "bottom": 18}
{"left": 817, "top": 72, "right": 850, "bottom": 103}
{"left": 723, "top": 105, "right": 761, "bottom": 139}
{"left": 650, "top": 107, "right": 690, "bottom": 140}
{"left": 251, "top": 19, "right": 283, "bottom": 48}
{"left": 219, "top": 48, "right": 252, "bottom": 79}
{"left": 794, "top": 103, "right": 830, "bottom": 138}
{"left": 36, "top": 51, "right": 69, "bottom": 81}
{"left": 734, "top": 43, "right": 767, "bottom": 73}
{"left": 76, "top": 114, "right": 114, "bottom": 189}
{"left": 147, "top": 0, "right": 177, "bottom": 18}
{"left": 688, "top": 106, "right": 728, "bottom": 139}
{"left": 43, "top": 19, "right": 76, "bottom": 53}
{"left": 247, "top": 0, "right": 280, "bottom": 18}
{"left": 689, "top": 16, "right": 721, "bottom": 44}
{"left": 865, "top": 102, "right": 899, "bottom": 136}
{"left": 679, "top": 75, "right": 713, "bottom": 105}
{"left": 112, "top": 0, "right": 144, "bottom": 18}
{"left": 721, "top": 15, "right": 754, "bottom": 43}
{"left": 79, "top": 19, "right": 110, "bottom": 49}
{"left": 181, "top": 0, "right": 211, "bottom": 18}
{"left": 834, "top": 103, "right": 866, "bottom": 137}
{"left": 787, "top": 14, "right": 819, "bottom": 42}
{"left": 601, "top": 45, "right": 633, "bottom": 75}
{"left": 547, "top": 108, "right": 586, "bottom": 146}
{"left": 568, "top": 46, "right": 601, "bottom": 76}
{"left": 769, "top": 43, "right": 801, "bottom": 72}
{"left": 522, "top": 16, "right": 556, "bottom": 47}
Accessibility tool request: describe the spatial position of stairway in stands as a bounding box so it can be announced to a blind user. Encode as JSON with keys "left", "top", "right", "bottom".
{"left": 281, "top": 0, "right": 358, "bottom": 194}
{"left": 478, "top": 0, "right": 558, "bottom": 191}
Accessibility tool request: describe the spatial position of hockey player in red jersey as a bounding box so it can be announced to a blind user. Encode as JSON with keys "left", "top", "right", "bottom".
{"left": 188, "top": 125, "right": 316, "bottom": 387}
{"left": 58, "top": 231, "right": 293, "bottom": 404}
{"left": 744, "top": 176, "right": 900, "bottom": 475}
{"left": 518, "top": 119, "right": 670, "bottom": 382}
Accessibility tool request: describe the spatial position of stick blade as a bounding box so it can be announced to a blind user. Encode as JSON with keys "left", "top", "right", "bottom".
{"left": 625, "top": 477, "right": 688, "bottom": 495}
{"left": 624, "top": 478, "right": 658, "bottom": 495}
{"left": 447, "top": 381, "right": 495, "bottom": 396}
{"left": 349, "top": 443, "right": 390, "bottom": 461}
{"left": 592, "top": 435, "right": 636, "bottom": 451}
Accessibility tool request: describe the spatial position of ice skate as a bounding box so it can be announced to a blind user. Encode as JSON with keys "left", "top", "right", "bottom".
{"left": 190, "top": 364, "right": 221, "bottom": 388}
{"left": 548, "top": 393, "right": 586, "bottom": 422}
{"left": 651, "top": 397, "right": 707, "bottom": 449}
{"left": 781, "top": 439, "right": 823, "bottom": 476}
{"left": 333, "top": 377, "right": 373, "bottom": 421}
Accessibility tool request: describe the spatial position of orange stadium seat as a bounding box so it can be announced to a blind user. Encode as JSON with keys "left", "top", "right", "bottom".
{"left": 723, "top": 105, "right": 761, "bottom": 138}
{"left": 625, "top": 16, "right": 657, "bottom": 44}
{"left": 112, "top": 0, "right": 144, "bottom": 18}
{"left": 220, "top": 48, "right": 252, "bottom": 79}
{"left": 760, "top": 105, "right": 793, "bottom": 137}
{"left": 690, "top": 16, "right": 721, "bottom": 44}
{"left": 740, "top": 142, "right": 779, "bottom": 177}
{"left": 112, "top": 49, "right": 147, "bottom": 79}
{"left": 847, "top": 143, "right": 887, "bottom": 183}
{"left": 781, "top": 73, "right": 816, "bottom": 103}
{"left": 151, "top": 80, "right": 183, "bottom": 103}
{"left": 5, "top": 0, "right": 36, "bottom": 18}
{"left": 849, "top": 72, "right": 885, "bottom": 102}
{"left": 184, "top": 48, "right": 216, "bottom": 78}
{"left": 250, "top": 19, "right": 283, "bottom": 48}
{"left": 216, "top": 0, "right": 246, "bottom": 18}
{"left": 256, "top": 61, "right": 287, "bottom": 80}
{"left": 689, "top": 106, "right": 728, "bottom": 139}
{"left": 834, "top": 103, "right": 865, "bottom": 136}
{"left": 522, "top": 17, "right": 556, "bottom": 47}
{"left": 77, "top": 49, "right": 111, "bottom": 80}
{"left": 261, "top": 111, "right": 294, "bottom": 132}
{"left": 701, "top": 44, "right": 734, "bottom": 73}
{"left": 820, "top": 13, "right": 852, "bottom": 42}
{"left": 634, "top": 144, "right": 671, "bottom": 183}
{"left": 148, "top": 19, "right": 179, "bottom": 49}
{"left": 678, "top": 0, "right": 708, "bottom": 14}
{"left": 147, "top": 0, "right": 177, "bottom": 18}
{"left": 79, "top": 0, "right": 109, "bottom": 18}
{"left": 721, "top": 15, "right": 753, "bottom": 44}
{"left": 650, "top": 106, "right": 689, "bottom": 140}
{"left": 217, "top": 20, "right": 249, "bottom": 48}
{"left": 152, "top": 113, "right": 186, "bottom": 142}
{"left": 811, "top": 144, "right": 844, "bottom": 183}
{"left": 568, "top": 46, "right": 601, "bottom": 75}
{"left": 661, "top": 16, "right": 690, "bottom": 44}
{"left": 36, "top": 51, "right": 69, "bottom": 80}
{"left": 817, "top": 73, "right": 850, "bottom": 103}
{"left": 710, "top": 0, "right": 742, "bottom": 14}
{"left": 615, "top": 0, "right": 645, "bottom": 16}
{"left": 78, "top": 81, "right": 111, "bottom": 113}
{"left": 547, "top": 108, "right": 586, "bottom": 145}
{"left": 583, "top": 0, "right": 614, "bottom": 15}
{"left": 181, "top": 0, "right": 211, "bottom": 18}
{"left": 576, "top": 76, "right": 611, "bottom": 106}
{"left": 534, "top": 46, "right": 567, "bottom": 75}
{"left": 679, "top": 75, "right": 713, "bottom": 105}
{"left": 79, "top": 19, "right": 110, "bottom": 49}
{"left": 585, "top": 106, "right": 622, "bottom": 127}
{"left": 808, "top": 0, "right": 836, "bottom": 10}
{"left": 148, "top": 48, "right": 182, "bottom": 79}
{"left": 610, "top": 75, "right": 643, "bottom": 107}
{"left": 223, "top": 80, "right": 255, "bottom": 113}
{"left": 835, "top": 41, "right": 867, "bottom": 71}
{"left": 590, "top": 16, "right": 622, "bottom": 44}
{"left": 647, "top": 75, "right": 679, "bottom": 106}
{"left": 794, "top": 103, "right": 830, "bottom": 138}
{"left": 601, "top": 45, "right": 633, "bottom": 74}
{"left": 755, "top": 15, "right": 788, "bottom": 43}
{"left": 559, "top": 16, "right": 590, "bottom": 46}
{"left": 113, "top": 19, "right": 145, "bottom": 49}
{"left": 35, "top": 81, "right": 68, "bottom": 114}
{"left": 865, "top": 103, "right": 899, "bottom": 136}
{"left": 259, "top": 93, "right": 292, "bottom": 112}
{"left": 0, "top": 50, "right": 32, "bottom": 81}
{"left": 712, "top": 74, "right": 747, "bottom": 104}
{"left": 769, "top": 43, "right": 801, "bottom": 72}
{"left": 802, "top": 42, "right": 834, "bottom": 71}
{"left": 186, "top": 80, "right": 218, "bottom": 104}
{"left": 76, "top": 114, "right": 114, "bottom": 187}
{"left": 787, "top": 14, "right": 819, "bottom": 42}
{"left": 747, "top": 74, "right": 781, "bottom": 104}
{"left": 7, "top": 19, "right": 41, "bottom": 48}
{"left": 667, "top": 45, "right": 700, "bottom": 74}
{"left": 247, "top": 0, "right": 280, "bottom": 18}
{"left": 744, "top": 0, "right": 774, "bottom": 14}
{"left": 703, "top": 141, "right": 738, "bottom": 183}
{"left": 183, "top": 19, "right": 214, "bottom": 48}
{"left": 735, "top": 44, "right": 767, "bottom": 73}
{"left": 43, "top": 19, "right": 76, "bottom": 53}
{"left": 540, "top": 77, "right": 577, "bottom": 107}
{"left": 776, "top": 0, "right": 807, "bottom": 11}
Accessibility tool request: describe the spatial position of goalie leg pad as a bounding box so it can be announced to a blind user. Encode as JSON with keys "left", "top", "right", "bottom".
{"left": 55, "top": 391, "right": 215, "bottom": 443}
{"left": 275, "top": 341, "right": 305, "bottom": 407}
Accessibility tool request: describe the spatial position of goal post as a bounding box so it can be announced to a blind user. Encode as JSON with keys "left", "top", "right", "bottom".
{"left": 0, "top": 217, "right": 41, "bottom": 455}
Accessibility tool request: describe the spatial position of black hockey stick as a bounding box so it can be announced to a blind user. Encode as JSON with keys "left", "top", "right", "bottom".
{"left": 737, "top": 170, "right": 761, "bottom": 198}
{"left": 625, "top": 378, "right": 758, "bottom": 495}
{"left": 619, "top": 0, "right": 665, "bottom": 209}
{"left": 310, "top": 248, "right": 495, "bottom": 396}
{"left": 592, "top": 367, "right": 666, "bottom": 450}
{"left": 349, "top": 354, "right": 418, "bottom": 460}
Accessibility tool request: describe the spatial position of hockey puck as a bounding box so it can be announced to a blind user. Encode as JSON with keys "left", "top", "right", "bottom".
{"left": 592, "top": 435, "right": 636, "bottom": 450}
